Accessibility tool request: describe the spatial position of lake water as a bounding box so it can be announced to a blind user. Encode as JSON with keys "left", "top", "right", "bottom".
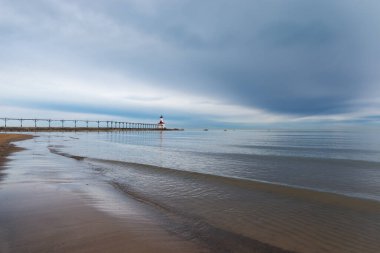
{"left": 8, "top": 129, "right": 380, "bottom": 253}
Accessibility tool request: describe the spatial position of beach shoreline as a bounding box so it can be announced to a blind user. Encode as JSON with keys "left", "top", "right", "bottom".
{"left": 0, "top": 134, "right": 204, "bottom": 253}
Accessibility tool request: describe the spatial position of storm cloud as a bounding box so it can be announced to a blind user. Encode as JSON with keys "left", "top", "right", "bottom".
{"left": 1, "top": 0, "right": 380, "bottom": 126}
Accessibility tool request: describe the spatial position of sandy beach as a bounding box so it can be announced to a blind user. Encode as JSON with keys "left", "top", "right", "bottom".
{"left": 0, "top": 134, "right": 32, "bottom": 168}
{"left": 0, "top": 134, "right": 204, "bottom": 253}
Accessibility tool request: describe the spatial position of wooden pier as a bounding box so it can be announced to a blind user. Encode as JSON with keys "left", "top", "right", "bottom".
{"left": 0, "top": 118, "right": 170, "bottom": 132}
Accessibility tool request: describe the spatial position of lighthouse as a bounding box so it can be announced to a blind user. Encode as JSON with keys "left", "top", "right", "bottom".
{"left": 158, "top": 115, "right": 165, "bottom": 129}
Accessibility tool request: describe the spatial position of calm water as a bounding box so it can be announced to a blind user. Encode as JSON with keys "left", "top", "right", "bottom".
{"left": 8, "top": 129, "right": 380, "bottom": 253}
{"left": 59, "top": 129, "right": 380, "bottom": 200}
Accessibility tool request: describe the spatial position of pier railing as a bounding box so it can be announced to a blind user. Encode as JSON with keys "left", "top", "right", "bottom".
{"left": 0, "top": 117, "right": 160, "bottom": 130}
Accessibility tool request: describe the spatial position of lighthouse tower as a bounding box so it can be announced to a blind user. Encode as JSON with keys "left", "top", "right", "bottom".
{"left": 158, "top": 115, "right": 165, "bottom": 129}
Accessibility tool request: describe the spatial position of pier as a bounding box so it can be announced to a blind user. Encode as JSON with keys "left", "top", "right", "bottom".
{"left": 0, "top": 117, "right": 172, "bottom": 132}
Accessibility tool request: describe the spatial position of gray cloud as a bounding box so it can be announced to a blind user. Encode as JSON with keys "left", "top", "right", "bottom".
{"left": 1, "top": 0, "right": 380, "bottom": 122}
{"left": 91, "top": 0, "right": 380, "bottom": 115}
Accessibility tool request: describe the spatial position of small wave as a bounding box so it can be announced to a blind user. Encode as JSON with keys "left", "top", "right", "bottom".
{"left": 235, "top": 144, "right": 380, "bottom": 154}
{"left": 48, "top": 146, "right": 85, "bottom": 161}
{"left": 49, "top": 147, "right": 380, "bottom": 212}
{"left": 49, "top": 148, "right": 380, "bottom": 211}
{"left": 92, "top": 158, "right": 380, "bottom": 212}
{"left": 193, "top": 150, "right": 380, "bottom": 169}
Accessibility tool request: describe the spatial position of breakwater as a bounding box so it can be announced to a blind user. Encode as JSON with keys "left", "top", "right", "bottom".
{"left": 0, "top": 118, "right": 180, "bottom": 132}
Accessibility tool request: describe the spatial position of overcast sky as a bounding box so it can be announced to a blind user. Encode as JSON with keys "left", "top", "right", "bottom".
{"left": 1, "top": 0, "right": 380, "bottom": 128}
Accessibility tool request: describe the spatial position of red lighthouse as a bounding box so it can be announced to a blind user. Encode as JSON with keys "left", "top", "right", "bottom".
{"left": 158, "top": 115, "right": 165, "bottom": 129}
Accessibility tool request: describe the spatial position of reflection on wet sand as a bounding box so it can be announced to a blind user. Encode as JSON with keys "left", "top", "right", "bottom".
{"left": 0, "top": 135, "right": 205, "bottom": 253}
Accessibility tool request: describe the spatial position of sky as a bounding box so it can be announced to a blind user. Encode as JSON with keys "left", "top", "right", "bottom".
{"left": 1, "top": 0, "right": 380, "bottom": 128}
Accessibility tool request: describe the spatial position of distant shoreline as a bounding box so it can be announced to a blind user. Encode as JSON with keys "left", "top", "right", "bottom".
{"left": 0, "top": 127, "right": 183, "bottom": 132}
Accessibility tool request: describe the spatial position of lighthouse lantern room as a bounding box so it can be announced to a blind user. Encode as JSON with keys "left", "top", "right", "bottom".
{"left": 158, "top": 115, "right": 165, "bottom": 129}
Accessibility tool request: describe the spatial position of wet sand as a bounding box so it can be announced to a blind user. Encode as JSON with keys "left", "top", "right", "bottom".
{"left": 0, "top": 134, "right": 204, "bottom": 253}
{"left": 0, "top": 184, "right": 202, "bottom": 253}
